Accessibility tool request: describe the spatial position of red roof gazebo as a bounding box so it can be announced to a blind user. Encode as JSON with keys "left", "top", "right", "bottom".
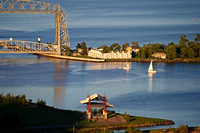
{"left": 80, "top": 93, "right": 114, "bottom": 120}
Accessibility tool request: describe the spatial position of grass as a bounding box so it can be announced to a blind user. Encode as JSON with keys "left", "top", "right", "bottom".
{"left": 0, "top": 103, "right": 91, "bottom": 128}
{"left": 129, "top": 116, "right": 167, "bottom": 125}
{"left": 0, "top": 103, "right": 174, "bottom": 133}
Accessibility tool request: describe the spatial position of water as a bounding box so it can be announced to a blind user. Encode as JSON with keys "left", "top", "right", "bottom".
{"left": 0, "top": 54, "right": 200, "bottom": 128}
{"left": 0, "top": 0, "right": 200, "bottom": 48}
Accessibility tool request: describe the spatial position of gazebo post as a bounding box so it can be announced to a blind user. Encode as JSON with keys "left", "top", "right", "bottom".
{"left": 87, "top": 93, "right": 91, "bottom": 119}
{"left": 103, "top": 93, "right": 108, "bottom": 119}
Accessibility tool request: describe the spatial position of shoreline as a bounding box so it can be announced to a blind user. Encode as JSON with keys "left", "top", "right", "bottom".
{"left": 35, "top": 54, "right": 200, "bottom": 63}
{"left": 105, "top": 58, "right": 200, "bottom": 63}
{"left": 0, "top": 102, "right": 175, "bottom": 132}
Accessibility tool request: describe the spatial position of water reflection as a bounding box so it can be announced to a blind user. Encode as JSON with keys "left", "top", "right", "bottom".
{"left": 148, "top": 72, "right": 154, "bottom": 92}
{"left": 87, "top": 62, "right": 131, "bottom": 71}
{"left": 54, "top": 60, "right": 69, "bottom": 107}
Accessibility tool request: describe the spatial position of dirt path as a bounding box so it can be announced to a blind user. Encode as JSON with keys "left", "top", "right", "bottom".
{"left": 90, "top": 115, "right": 127, "bottom": 125}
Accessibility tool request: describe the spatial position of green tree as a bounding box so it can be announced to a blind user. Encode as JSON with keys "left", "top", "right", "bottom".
{"left": 81, "top": 41, "right": 87, "bottom": 55}
{"left": 6, "top": 93, "right": 11, "bottom": 103}
{"left": 140, "top": 48, "right": 147, "bottom": 58}
{"left": 166, "top": 45, "right": 177, "bottom": 59}
{"left": 188, "top": 48, "right": 196, "bottom": 58}
{"left": 180, "top": 47, "right": 188, "bottom": 58}
{"left": 65, "top": 46, "right": 70, "bottom": 56}
{"left": 195, "top": 34, "right": 200, "bottom": 44}
{"left": 98, "top": 45, "right": 110, "bottom": 53}
{"left": 147, "top": 49, "right": 153, "bottom": 58}
{"left": 132, "top": 42, "right": 140, "bottom": 49}
{"left": 122, "top": 42, "right": 130, "bottom": 52}
{"left": 76, "top": 43, "right": 81, "bottom": 49}
{"left": 179, "top": 35, "right": 188, "bottom": 47}
{"left": 110, "top": 43, "right": 121, "bottom": 51}
{"left": 135, "top": 51, "right": 141, "bottom": 58}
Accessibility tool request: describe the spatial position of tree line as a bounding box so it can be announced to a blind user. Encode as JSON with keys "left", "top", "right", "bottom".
{"left": 71, "top": 34, "right": 200, "bottom": 60}
{"left": 98, "top": 42, "right": 140, "bottom": 53}
{"left": 136, "top": 34, "right": 200, "bottom": 59}
{"left": 0, "top": 93, "right": 46, "bottom": 106}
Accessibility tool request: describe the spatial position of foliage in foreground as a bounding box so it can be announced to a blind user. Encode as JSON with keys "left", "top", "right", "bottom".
{"left": 0, "top": 93, "right": 88, "bottom": 129}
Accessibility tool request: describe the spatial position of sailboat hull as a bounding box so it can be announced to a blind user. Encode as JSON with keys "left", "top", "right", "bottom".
{"left": 148, "top": 70, "right": 157, "bottom": 73}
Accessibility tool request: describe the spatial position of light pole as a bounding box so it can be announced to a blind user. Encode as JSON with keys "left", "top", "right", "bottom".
{"left": 38, "top": 36, "right": 41, "bottom": 50}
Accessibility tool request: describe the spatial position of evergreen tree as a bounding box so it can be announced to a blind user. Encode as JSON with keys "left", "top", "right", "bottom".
{"left": 81, "top": 41, "right": 87, "bottom": 55}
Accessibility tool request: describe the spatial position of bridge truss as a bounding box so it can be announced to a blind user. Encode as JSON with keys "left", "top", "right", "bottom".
{"left": 0, "top": 40, "right": 57, "bottom": 53}
{"left": 0, "top": 0, "right": 70, "bottom": 54}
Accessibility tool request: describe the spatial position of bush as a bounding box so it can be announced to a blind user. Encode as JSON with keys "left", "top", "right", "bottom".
{"left": 179, "top": 124, "right": 188, "bottom": 133}
{"left": 123, "top": 112, "right": 131, "bottom": 123}
{"left": 36, "top": 98, "right": 46, "bottom": 107}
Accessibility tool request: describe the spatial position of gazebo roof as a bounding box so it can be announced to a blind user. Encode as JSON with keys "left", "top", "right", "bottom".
{"left": 80, "top": 93, "right": 114, "bottom": 107}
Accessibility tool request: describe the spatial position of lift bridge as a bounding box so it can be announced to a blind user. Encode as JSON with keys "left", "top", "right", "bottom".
{"left": 0, "top": 0, "right": 70, "bottom": 55}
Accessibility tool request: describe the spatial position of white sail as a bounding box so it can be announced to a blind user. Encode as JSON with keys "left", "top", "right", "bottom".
{"left": 148, "top": 60, "right": 153, "bottom": 71}
{"left": 148, "top": 60, "right": 157, "bottom": 73}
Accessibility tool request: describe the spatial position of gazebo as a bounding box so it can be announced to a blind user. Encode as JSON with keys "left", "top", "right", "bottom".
{"left": 80, "top": 93, "right": 114, "bottom": 120}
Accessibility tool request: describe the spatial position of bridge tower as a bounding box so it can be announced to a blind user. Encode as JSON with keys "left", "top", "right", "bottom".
{"left": 0, "top": 0, "right": 70, "bottom": 55}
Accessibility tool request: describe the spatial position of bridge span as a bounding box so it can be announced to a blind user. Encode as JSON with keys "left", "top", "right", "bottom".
{"left": 0, "top": 40, "right": 57, "bottom": 54}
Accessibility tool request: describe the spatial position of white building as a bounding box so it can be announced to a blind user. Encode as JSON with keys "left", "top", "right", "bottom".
{"left": 88, "top": 49, "right": 131, "bottom": 59}
{"left": 88, "top": 49, "right": 103, "bottom": 58}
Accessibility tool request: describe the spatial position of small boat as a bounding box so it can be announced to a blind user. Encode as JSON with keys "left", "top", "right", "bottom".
{"left": 148, "top": 60, "right": 157, "bottom": 73}
{"left": 123, "top": 63, "right": 130, "bottom": 70}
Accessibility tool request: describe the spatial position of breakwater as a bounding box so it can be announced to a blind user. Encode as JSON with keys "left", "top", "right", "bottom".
{"left": 37, "top": 54, "right": 105, "bottom": 62}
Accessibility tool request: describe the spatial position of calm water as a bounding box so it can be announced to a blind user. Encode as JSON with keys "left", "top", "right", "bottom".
{"left": 0, "top": 54, "right": 200, "bottom": 128}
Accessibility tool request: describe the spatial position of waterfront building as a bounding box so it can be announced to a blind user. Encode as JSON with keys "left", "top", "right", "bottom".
{"left": 88, "top": 49, "right": 131, "bottom": 59}
{"left": 132, "top": 48, "right": 140, "bottom": 53}
{"left": 152, "top": 52, "right": 166, "bottom": 59}
{"left": 88, "top": 49, "right": 103, "bottom": 58}
{"left": 126, "top": 46, "right": 132, "bottom": 53}
{"left": 80, "top": 93, "right": 114, "bottom": 120}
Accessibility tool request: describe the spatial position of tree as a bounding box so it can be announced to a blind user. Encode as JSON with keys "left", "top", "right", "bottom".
{"left": 195, "top": 34, "right": 200, "bottom": 44}
{"left": 98, "top": 45, "right": 110, "bottom": 53}
{"left": 179, "top": 35, "right": 188, "bottom": 47}
{"left": 132, "top": 42, "right": 140, "bottom": 49}
{"left": 166, "top": 45, "right": 177, "bottom": 59}
{"left": 122, "top": 43, "right": 130, "bottom": 52}
{"left": 188, "top": 48, "right": 196, "bottom": 58}
{"left": 65, "top": 46, "right": 70, "bottom": 56}
{"left": 180, "top": 47, "right": 188, "bottom": 58}
{"left": 110, "top": 43, "right": 121, "bottom": 51}
{"left": 81, "top": 41, "right": 87, "bottom": 55}
{"left": 147, "top": 49, "right": 153, "bottom": 58}
{"left": 135, "top": 51, "right": 141, "bottom": 58}
{"left": 140, "top": 48, "right": 148, "bottom": 58}
{"left": 76, "top": 43, "right": 81, "bottom": 49}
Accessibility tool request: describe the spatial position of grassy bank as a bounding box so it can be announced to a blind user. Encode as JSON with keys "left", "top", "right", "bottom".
{"left": 0, "top": 94, "right": 174, "bottom": 132}
{"left": 0, "top": 103, "right": 90, "bottom": 128}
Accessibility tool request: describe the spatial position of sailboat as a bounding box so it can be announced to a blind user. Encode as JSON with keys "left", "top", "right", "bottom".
{"left": 123, "top": 63, "right": 129, "bottom": 70}
{"left": 148, "top": 60, "right": 157, "bottom": 73}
